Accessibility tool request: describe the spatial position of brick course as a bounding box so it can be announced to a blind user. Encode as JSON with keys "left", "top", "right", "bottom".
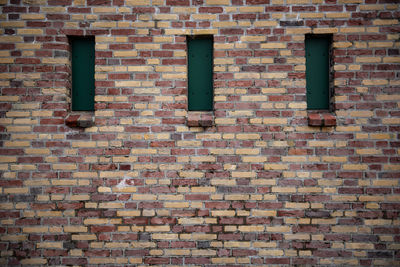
{"left": 1, "top": 0, "right": 400, "bottom": 266}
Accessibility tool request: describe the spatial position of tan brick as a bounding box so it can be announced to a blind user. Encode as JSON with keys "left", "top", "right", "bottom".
{"left": 37, "top": 242, "right": 63, "bottom": 249}
{"left": 373, "top": 19, "right": 399, "bottom": 25}
{"left": 146, "top": 225, "right": 170, "bottom": 232}
{"left": 20, "top": 258, "right": 47, "bottom": 265}
{"left": 259, "top": 249, "right": 284, "bottom": 256}
{"left": 346, "top": 242, "right": 375, "bottom": 249}
{"left": 64, "top": 226, "right": 88, "bottom": 232}
{"left": 238, "top": 225, "right": 264, "bottom": 232}
{"left": 212, "top": 257, "right": 236, "bottom": 264}
{"left": 23, "top": 227, "right": 48, "bottom": 233}
{"left": 261, "top": 43, "right": 286, "bottom": 49}
{"left": 72, "top": 234, "right": 97, "bottom": 240}
{"left": 212, "top": 210, "right": 235, "bottom": 217}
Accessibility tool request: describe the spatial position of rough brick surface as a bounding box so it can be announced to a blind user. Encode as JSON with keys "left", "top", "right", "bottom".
{"left": 0, "top": 0, "right": 400, "bottom": 266}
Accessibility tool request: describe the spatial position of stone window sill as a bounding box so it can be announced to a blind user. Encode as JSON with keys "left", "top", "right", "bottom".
{"left": 65, "top": 111, "right": 94, "bottom": 128}
{"left": 187, "top": 111, "right": 214, "bottom": 127}
{"left": 308, "top": 111, "right": 336, "bottom": 127}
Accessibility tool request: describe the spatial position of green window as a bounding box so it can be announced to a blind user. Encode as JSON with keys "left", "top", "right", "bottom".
{"left": 305, "top": 35, "right": 332, "bottom": 110}
{"left": 71, "top": 37, "right": 95, "bottom": 111}
{"left": 187, "top": 36, "right": 213, "bottom": 111}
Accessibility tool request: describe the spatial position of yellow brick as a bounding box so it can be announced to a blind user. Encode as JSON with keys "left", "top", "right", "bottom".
{"left": 235, "top": 148, "right": 259, "bottom": 155}
{"left": 42, "top": 57, "right": 68, "bottom": 64}
{"left": 360, "top": 4, "right": 384, "bottom": 10}
{"left": 191, "top": 186, "right": 215, "bottom": 193}
{"left": 17, "top": 29, "right": 44, "bottom": 35}
{"left": 146, "top": 225, "right": 170, "bottom": 232}
{"left": 346, "top": 242, "right": 374, "bottom": 249}
{"left": 356, "top": 149, "right": 381, "bottom": 155}
{"left": 131, "top": 148, "right": 157, "bottom": 154}
{"left": 259, "top": 249, "right": 284, "bottom": 256}
{"left": 369, "top": 41, "right": 394, "bottom": 48}
{"left": 299, "top": 187, "right": 322, "bottom": 193}
{"left": 21, "top": 258, "right": 47, "bottom": 265}
{"left": 72, "top": 234, "right": 97, "bottom": 240}
{"left": 300, "top": 13, "right": 324, "bottom": 18}
{"left": 37, "top": 242, "right": 63, "bottom": 249}
{"left": 152, "top": 233, "right": 178, "bottom": 240}
{"left": 193, "top": 29, "right": 218, "bottom": 35}
{"left": 373, "top": 180, "right": 398, "bottom": 186}
{"left": 23, "top": 227, "right": 48, "bottom": 233}
{"left": 211, "top": 210, "right": 235, "bottom": 217}
{"left": 285, "top": 233, "right": 310, "bottom": 240}
{"left": 384, "top": 164, "right": 400, "bottom": 171}
{"left": 383, "top": 57, "right": 400, "bottom": 63}
{"left": 272, "top": 186, "right": 296, "bottom": 193}
{"left": 343, "top": 164, "right": 368, "bottom": 170}
{"left": 365, "top": 219, "right": 392, "bottom": 226}
{"left": 243, "top": 156, "right": 267, "bottom": 162}
{"left": 240, "top": 35, "right": 266, "bottom": 42}
{"left": 64, "top": 226, "right": 87, "bottom": 232}
{"left": 313, "top": 28, "right": 338, "bottom": 34}
{"left": 263, "top": 118, "right": 287, "bottom": 124}
{"left": 105, "top": 242, "right": 130, "bottom": 249}
{"left": 212, "top": 257, "right": 235, "bottom": 264}
{"left": 356, "top": 56, "right": 381, "bottom": 63}
{"left": 84, "top": 218, "right": 108, "bottom": 224}
{"left": 266, "top": 226, "right": 291, "bottom": 232}
{"left": 253, "top": 21, "right": 278, "bottom": 27}
{"left": 234, "top": 72, "right": 260, "bottom": 79}
{"left": 282, "top": 156, "right": 307, "bottom": 162}
{"left": 238, "top": 225, "right": 264, "bottom": 232}
{"left": 309, "top": 140, "right": 334, "bottom": 147}
{"left": 37, "top": 211, "right": 62, "bottom": 217}
{"left": 332, "top": 226, "right": 358, "bottom": 232}
{"left": 322, "top": 156, "right": 347, "bottom": 163}
{"left": 4, "top": 141, "right": 30, "bottom": 147}
{"left": 1, "top": 234, "right": 27, "bottom": 241}
{"left": 165, "top": 202, "right": 189, "bottom": 208}
{"left": 225, "top": 194, "right": 249, "bottom": 201}
{"left": 252, "top": 210, "right": 277, "bottom": 217}
{"left": 261, "top": 43, "right": 286, "bottom": 49}
{"left": 92, "top": 21, "right": 116, "bottom": 28}
{"left": 376, "top": 94, "right": 400, "bottom": 101}
{"left": 115, "top": 81, "right": 141, "bottom": 87}
{"left": 231, "top": 171, "right": 256, "bottom": 178}
{"left": 0, "top": 156, "right": 16, "bottom": 163}
{"left": 178, "top": 218, "right": 204, "bottom": 225}
{"left": 211, "top": 179, "right": 236, "bottom": 186}
{"left": 4, "top": 187, "right": 29, "bottom": 194}
{"left": 373, "top": 19, "right": 399, "bottom": 25}
{"left": 224, "top": 241, "right": 250, "bottom": 248}
{"left": 326, "top": 12, "right": 350, "bottom": 18}
{"left": 336, "top": 126, "right": 361, "bottom": 132}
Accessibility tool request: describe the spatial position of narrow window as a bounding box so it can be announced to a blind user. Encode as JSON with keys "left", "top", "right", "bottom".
{"left": 187, "top": 36, "right": 213, "bottom": 111}
{"left": 70, "top": 37, "right": 95, "bottom": 111}
{"left": 305, "top": 35, "right": 332, "bottom": 110}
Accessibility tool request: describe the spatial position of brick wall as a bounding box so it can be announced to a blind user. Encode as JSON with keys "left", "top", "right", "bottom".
{"left": 1, "top": 0, "right": 400, "bottom": 265}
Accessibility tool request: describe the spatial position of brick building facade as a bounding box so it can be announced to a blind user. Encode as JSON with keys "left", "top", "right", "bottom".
{"left": 0, "top": 0, "right": 400, "bottom": 265}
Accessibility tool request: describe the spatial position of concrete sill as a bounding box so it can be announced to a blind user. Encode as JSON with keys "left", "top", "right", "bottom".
{"left": 308, "top": 111, "right": 336, "bottom": 127}
{"left": 187, "top": 111, "right": 214, "bottom": 127}
{"left": 65, "top": 111, "right": 94, "bottom": 128}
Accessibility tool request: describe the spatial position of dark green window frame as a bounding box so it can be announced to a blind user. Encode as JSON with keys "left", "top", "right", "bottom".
{"left": 187, "top": 35, "right": 214, "bottom": 111}
{"left": 305, "top": 34, "right": 333, "bottom": 110}
{"left": 70, "top": 36, "right": 95, "bottom": 111}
